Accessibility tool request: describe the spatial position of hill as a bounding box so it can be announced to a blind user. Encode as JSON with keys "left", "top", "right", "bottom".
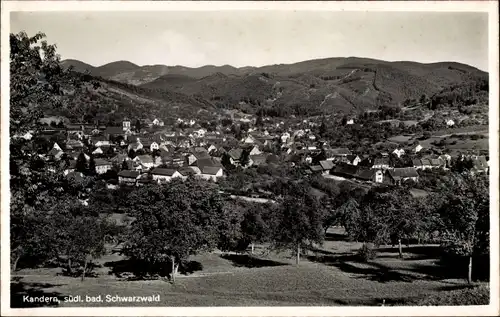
{"left": 61, "top": 57, "right": 488, "bottom": 117}
{"left": 43, "top": 71, "right": 219, "bottom": 124}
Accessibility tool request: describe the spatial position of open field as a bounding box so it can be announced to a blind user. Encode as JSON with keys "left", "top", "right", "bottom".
{"left": 11, "top": 228, "right": 484, "bottom": 307}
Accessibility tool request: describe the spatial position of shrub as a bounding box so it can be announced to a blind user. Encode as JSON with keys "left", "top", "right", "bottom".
{"left": 357, "top": 243, "right": 377, "bottom": 262}
{"left": 414, "top": 284, "right": 489, "bottom": 306}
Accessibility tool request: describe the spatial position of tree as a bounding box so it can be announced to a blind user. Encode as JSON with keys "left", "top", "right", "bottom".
{"left": 240, "top": 203, "right": 271, "bottom": 254}
{"left": 135, "top": 119, "right": 141, "bottom": 133}
{"left": 435, "top": 173, "right": 489, "bottom": 284}
{"left": 255, "top": 114, "right": 264, "bottom": 127}
{"left": 270, "top": 181, "right": 325, "bottom": 264}
{"left": 122, "top": 179, "right": 226, "bottom": 282}
{"left": 75, "top": 152, "right": 88, "bottom": 173}
{"left": 128, "top": 149, "right": 136, "bottom": 159}
{"left": 240, "top": 149, "right": 251, "bottom": 168}
{"left": 88, "top": 156, "right": 96, "bottom": 176}
{"left": 121, "top": 159, "right": 129, "bottom": 171}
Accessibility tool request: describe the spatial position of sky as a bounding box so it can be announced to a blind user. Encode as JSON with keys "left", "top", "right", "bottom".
{"left": 10, "top": 11, "right": 489, "bottom": 71}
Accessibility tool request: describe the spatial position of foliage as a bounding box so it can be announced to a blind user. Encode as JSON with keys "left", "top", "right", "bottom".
{"left": 269, "top": 181, "right": 325, "bottom": 262}
{"left": 413, "top": 284, "right": 489, "bottom": 306}
{"left": 122, "top": 179, "right": 226, "bottom": 279}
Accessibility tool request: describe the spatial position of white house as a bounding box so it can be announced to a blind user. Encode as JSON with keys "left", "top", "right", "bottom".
{"left": 414, "top": 144, "right": 423, "bottom": 153}
{"left": 134, "top": 155, "right": 155, "bottom": 170}
{"left": 123, "top": 118, "right": 131, "bottom": 131}
{"left": 392, "top": 148, "right": 405, "bottom": 158}
{"left": 94, "top": 159, "right": 113, "bottom": 174}
{"left": 346, "top": 119, "right": 355, "bottom": 125}
{"left": 198, "top": 166, "right": 224, "bottom": 182}
{"left": 281, "top": 132, "right": 291, "bottom": 144}
{"left": 446, "top": 119, "right": 455, "bottom": 127}
{"left": 95, "top": 140, "right": 111, "bottom": 147}
{"left": 152, "top": 118, "right": 163, "bottom": 126}
{"left": 92, "top": 147, "right": 104, "bottom": 155}
{"left": 374, "top": 170, "right": 384, "bottom": 183}
{"left": 151, "top": 168, "right": 182, "bottom": 184}
{"left": 53, "top": 142, "right": 62, "bottom": 151}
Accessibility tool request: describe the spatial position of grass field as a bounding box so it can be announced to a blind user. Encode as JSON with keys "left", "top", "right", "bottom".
{"left": 11, "top": 228, "right": 485, "bottom": 308}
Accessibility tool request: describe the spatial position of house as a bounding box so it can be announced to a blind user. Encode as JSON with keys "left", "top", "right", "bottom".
{"left": 388, "top": 167, "right": 419, "bottom": 185}
{"left": 471, "top": 156, "right": 489, "bottom": 174}
{"left": 139, "top": 138, "right": 159, "bottom": 152}
{"left": 414, "top": 144, "right": 423, "bottom": 153}
{"left": 178, "top": 167, "right": 197, "bottom": 180}
{"left": 92, "top": 136, "right": 111, "bottom": 147}
{"left": 47, "top": 148, "right": 64, "bottom": 161}
{"left": 199, "top": 166, "right": 224, "bottom": 182}
{"left": 134, "top": 155, "right": 155, "bottom": 170}
{"left": 152, "top": 118, "right": 164, "bottom": 126}
{"left": 123, "top": 118, "right": 131, "bottom": 131}
{"left": 118, "top": 170, "right": 140, "bottom": 185}
{"left": 249, "top": 154, "right": 268, "bottom": 167}
{"left": 372, "top": 169, "right": 384, "bottom": 183}
{"left": 94, "top": 159, "right": 113, "bottom": 174}
{"left": 346, "top": 155, "right": 362, "bottom": 166}
{"left": 228, "top": 148, "right": 244, "bottom": 165}
{"left": 187, "top": 150, "right": 211, "bottom": 166}
{"left": 53, "top": 142, "right": 62, "bottom": 151}
{"left": 128, "top": 141, "right": 143, "bottom": 152}
{"left": 92, "top": 147, "right": 104, "bottom": 156}
{"left": 372, "top": 157, "right": 391, "bottom": 170}
{"left": 63, "top": 160, "right": 77, "bottom": 175}
{"left": 446, "top": 119, "right": 455, "bottom": 127}
{"left": 430, "top": 158, "right": 446, "bottom": 169}
{"left": 325, "top": 148, "right": 352, "bottom": 160}
{"left": 66, "top": 139, "right": 84, "bottom": 150}
{"left": 420, "top": 158, "right": 433, "bottom": 170}
{"left": 412, "top": 159, "right": 424, "bottom": 170}
{"left": 242, "top": 144, "right": 262, "bottom": 156}
{"left": 309, "top": 165, "right": 323, "bottom": 174}
{"left": 319, "top": 160, "right": 335, "bottom": 175}
{"left": 105, "top": 127, "right": 125, "bottom": 139}
{"left": 392, "top": 148, "right": 405, "bottom": 158}
{"left": 331, "top": 163, "right": 359, "bottom": 179}
{"left": 151, "top": 168, "right": 182, "bottom": 184}
{"left": 346, "top": 119, "right": 354, "bottom": 125}
{"left": 110, "top": 154, "right": 129, "bottom": 164}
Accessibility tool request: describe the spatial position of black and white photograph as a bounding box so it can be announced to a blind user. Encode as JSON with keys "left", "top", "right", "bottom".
{"left": 1, "top": 1, "right": 499, "bottom": 316}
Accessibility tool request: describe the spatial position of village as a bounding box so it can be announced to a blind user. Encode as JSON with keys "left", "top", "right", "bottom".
{"left": 20, "top": 113, "right": 489, "bottom": 199}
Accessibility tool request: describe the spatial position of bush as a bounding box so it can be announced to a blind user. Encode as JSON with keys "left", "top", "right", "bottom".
{"left": 414, "top": 284, "right": 489, "bottom": 306}
{"left": 357, "top": 243, "right": 377, "bottom": 262}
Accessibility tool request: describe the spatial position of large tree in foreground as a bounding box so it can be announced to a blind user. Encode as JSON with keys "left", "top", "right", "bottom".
{"left": 122, "top": 178, "right": 226, "bottom": 283}
{"left": 270, "top": 181, "right": 325, "bottom": 265}
{"left": 435, "top": 173, "right": 489, "bottom": 284}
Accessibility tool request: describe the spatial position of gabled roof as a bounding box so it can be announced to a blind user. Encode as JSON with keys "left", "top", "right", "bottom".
{"left": 249, "top": 154, "right": 268, "bottom": 166}
{"left": 228, "top": 148, "right": 243, "bottom": 160}
{"left": 94, "top": 158, "right": 112, "bottom": 166}
{"left": 196, "top": 157, "right": 223, "bottom": 168}
{"left": 319, "top": 160, "right": 335, "bottom": 171}
{"left": 191, "top": 150, "right": 211, "bottom": 160}
{"left": 326, "top": 148, "right": 352, "bottom": 156}
{"left": 309, "top": 165, "right": 323, "bottom": 172}
{"left": 412, "top": 159, "right": 422, "bottom": 166}
{"left": 48, "top": 148, "right": 63, "bottom": 156}
{"left": 421, "top": 158, "right": 432, "bottom": 166}
{"left": 66, "top": 171, "right": 84, "bottom": 181}
{"left": 111, "top": 154, "right": 128, "bottom": 163}
{"left": 201, "top": 166, "right": 222, "bottom": 175}
{"left": 333, "top": 163, "right": 359, "bottom": 177}
{"left": 151, "top": 168, "right": 178, "bottom": 176}
{"left": 373, "top": 157, "right": 390, "bottom": 166}
{"left": 389, "top": 167, "right": 419, "bottom": 179}
{"left": 118, "top": 170, "right": 140, "bottom": 178}
{"left": 178, "top": 167, "right": 196, "bottom": 176}
{"left": 105, "top": 127, "right": 124, "bottom": 135}
{"left": 356, "top": 168, "right": 375, "bottom": 181}
{"left": 136, "top": 155, "right": 153, "bottom": 164}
